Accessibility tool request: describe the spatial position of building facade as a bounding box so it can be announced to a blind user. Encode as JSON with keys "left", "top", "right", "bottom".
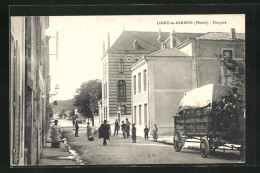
{"left": 130, "top": 28, "right": 245, "bottom": 135}
{"left": 10, "top": 16, "right": 51, "bottom": 166}
{"left": 100, "top": 31, "right": 202, "bottom": 122}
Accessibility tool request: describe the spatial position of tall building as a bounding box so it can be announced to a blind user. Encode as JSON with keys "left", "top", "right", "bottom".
{"left": 100, "top": 30, "right": 202, "bottom": 122}
{"left": 10, "top": 16, "right": 51, "bottom": 166}
{"left": 130, "top": 28, "right": 245, "bottom": 135}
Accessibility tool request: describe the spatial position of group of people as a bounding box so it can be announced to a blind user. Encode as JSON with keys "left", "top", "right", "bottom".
{"left": 212, "top": 87, "right": 243, "bottom": 134}
{"left": 98, "top": 118, "right": 159, "bottom": 145}
{"left": 50, "top": 117, "right": 160, "bottom": 147}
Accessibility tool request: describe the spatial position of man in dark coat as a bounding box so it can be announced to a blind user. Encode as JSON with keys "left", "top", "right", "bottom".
{"left": 98, "top": 120, "right": 110, "bottom": 145}
{"left": 75, "top": 121, "right": 79, "bottom": 137}
{"left": 121, "top": 121, "right": 126, "bottom": 138}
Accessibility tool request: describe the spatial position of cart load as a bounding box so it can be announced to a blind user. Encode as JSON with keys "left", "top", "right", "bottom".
{"left": 173, "top": 84, "right": 245, "bottom": 158}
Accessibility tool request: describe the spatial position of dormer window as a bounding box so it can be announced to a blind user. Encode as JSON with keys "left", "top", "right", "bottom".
{"left": 132, "top": 40, "right": 139, "bottom": 50}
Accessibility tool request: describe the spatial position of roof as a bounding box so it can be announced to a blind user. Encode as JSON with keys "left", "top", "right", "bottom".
{"left": 195, "top": 32, "right": 245, "bottom": 41}
{"left": 110, "top": 31, "right": 203, "bottom": 51}
{"left": 147, "top": 48, "right": 189, "bottom": 57}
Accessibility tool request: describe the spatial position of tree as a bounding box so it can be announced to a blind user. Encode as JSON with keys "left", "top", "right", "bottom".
{"left": 73, "top": 79, "right": 102, "bottom": 126}
{"left": 215, "top": 53, "right": 245, "bottom": 88}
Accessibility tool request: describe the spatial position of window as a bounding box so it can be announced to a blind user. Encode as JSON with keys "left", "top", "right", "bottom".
{"left": 139, "top": 105, "right": 142, "bottom": 125}
{"left": 133, "top": 76, "right": 136, "bottom": 95}
{"left": 138, "top": 73, "right": 141, "bottom": 93}
{"left": 135, "top": 59, "right": 139, "bottom": 62}
{"left": 144, "top": 103, "right": 147, "bottom": 126}
{"left": 117, "top": 80, "right": 126, "bottom": 97}
{"left": 223, "top": 49, "right": 233, "bottom": 59}
{"left": 134, "top": 106, "right": 137, "bottom": 124}
{"left": 119, "top": 59, "right": 124, "bottom": 73}
{"left": 122, "top": 105, "right": 127, "bottom": 115}
{"left": 143, "top": 70, "right": 147, "bottom": 91}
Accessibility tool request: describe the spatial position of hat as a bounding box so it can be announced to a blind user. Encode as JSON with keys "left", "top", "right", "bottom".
{"left": 231, "top": 87, "right": 238, "bottom": 92}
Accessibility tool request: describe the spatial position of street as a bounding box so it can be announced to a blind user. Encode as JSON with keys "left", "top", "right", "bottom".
{"left": 59, "top": 119, "right": 242, "bottom": 165}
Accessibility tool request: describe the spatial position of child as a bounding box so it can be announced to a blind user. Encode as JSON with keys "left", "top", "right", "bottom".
{"left": 144, "top": 125, "right": 149, "bottom": 140}
{"left": 131, "top": 123, "right": 136, "bottom": 143}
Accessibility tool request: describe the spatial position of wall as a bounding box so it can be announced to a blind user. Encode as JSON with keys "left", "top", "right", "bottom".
{"left": 10, "top": 16, "right": 50, "bottom": 166}
{"left": 198, "top": 40, "right": 245, "bottom": 58}
{"left": 149, "top": 57, "right": 193, "bottom": 135}
{"left": 132, "top": 61, "right": 149, "bottom": 127}
{"left": 10, "top": 16, "right": 26, "bottom": 166}
{"left": 105, "top": 53, "right": 143, "bottom": 119}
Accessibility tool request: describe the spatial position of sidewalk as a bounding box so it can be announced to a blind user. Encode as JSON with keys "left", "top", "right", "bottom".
{"left": 39, "top": 122, "right": 77, "bottom": 166}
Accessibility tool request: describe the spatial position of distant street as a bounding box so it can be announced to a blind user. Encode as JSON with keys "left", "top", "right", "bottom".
{"left": 59, "top": 119, "right": 242, "bottom": 165}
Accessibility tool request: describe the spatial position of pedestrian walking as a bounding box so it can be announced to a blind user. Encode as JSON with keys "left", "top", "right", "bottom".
{"left": 98, "top": 120, "right": 110, "bottom": 145}
{"left": 75, "top": 121, "right": 79, "bottom": 137}
{"left": 144, "top": 125, "right": 150, "bottom": 140}
{"left": 121, "top": 121, "right": 126, "bottom": 138}
{"left": 131, "top": 123, "right": 136, "bottom": 143}
{"left": 72, "top": 119, "right": 75, "bottom": 127}
{"left": 86, "top": 122, "right": 92, "bottom": 138}
{"left": 113, "top": 119, "right": 120, "bottom": 136}
{"left": 125, "top": 118, "right": 131, "bottom": 138}
{"left": 152, "top": 124, "right": 158, "bottom": 142}
{"left": 50, "top": 120, "right": 62, "bottom": 148}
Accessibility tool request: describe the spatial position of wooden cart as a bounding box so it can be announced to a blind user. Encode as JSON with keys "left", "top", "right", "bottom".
{"left": 173, "top": 84, "right": 245, "bottom": 158}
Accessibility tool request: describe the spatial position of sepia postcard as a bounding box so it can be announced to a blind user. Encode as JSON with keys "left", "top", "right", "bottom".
{"left": 10, "top": 13, "right": 246, "bottom": 166}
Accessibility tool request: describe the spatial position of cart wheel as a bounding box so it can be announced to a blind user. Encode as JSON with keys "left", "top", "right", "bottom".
{"left": 173, "top": 130, "right": 182, "bottom": 152}
{"left": 200, "top": 138, "right": 209, "bottom": 158}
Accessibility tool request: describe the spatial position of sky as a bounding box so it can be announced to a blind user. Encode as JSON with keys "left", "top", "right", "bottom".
{"left": 47, "top": 14, "right": 245, "bottom": 101}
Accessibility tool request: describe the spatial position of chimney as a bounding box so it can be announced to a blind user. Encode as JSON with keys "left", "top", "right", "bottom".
{"left": 103, "top": 41, "right": 105, "bottom": 53}
{"left": 157, "top": 29, "right": 164, "bottom": 50}
{"left": 132, "top": 40, "right": 139, "bottom": 50}
{"left": 230, "top": 28, "right": 236, "bottom": 39}
{"left": 107, "top": 32, "right": 110, "bottom": 49}
{"left": 169, "top": 28, "right": 177, "bottom": 48}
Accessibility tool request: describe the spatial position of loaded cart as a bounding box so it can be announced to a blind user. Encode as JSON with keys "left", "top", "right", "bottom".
{"left": 173, "top": 84, "right": 245, "bottom": 158}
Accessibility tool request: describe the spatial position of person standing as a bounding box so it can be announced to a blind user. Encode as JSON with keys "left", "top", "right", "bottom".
{"left": 144, "top": 125, "right": 150, "bottom": 140}
{"left": 152, "top": 124, "right": 158, "bottom": 142}
{"left": 75, "top": 121, "right": 79, "bottom": 137}
{"left": 86, "top": 122, "right": 92, "bottom": 138}
{"left": 113, "top": 119, "right": 120, "bottom": 136}
{"left": 121, "top": 121, "right": 126, "bottom": 138}
{"left": 131, "top": 123, "right": 136, "bottom": 143}
{"left": 50, "top": 120, "right": 62, "bottom": 148}
{"left": 125, "top": 118, "right": 131, "bottom": 138}
{"left": 98, "top": 120, "right": 110, "bottom": 145}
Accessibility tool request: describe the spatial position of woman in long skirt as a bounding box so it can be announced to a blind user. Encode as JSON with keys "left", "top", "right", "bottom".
{"left": 152, "top": 124, "right": 158, "bottom": 142}
{"left": 50, "top": 120, "right": 62, "bottom": 148}
{"left": 87, "top": 122, "right": 93, "bottom": 138}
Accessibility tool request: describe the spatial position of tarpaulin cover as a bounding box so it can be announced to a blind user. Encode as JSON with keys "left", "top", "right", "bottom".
{"left": 177, "top": 84, "right": 244, "bottom": 113}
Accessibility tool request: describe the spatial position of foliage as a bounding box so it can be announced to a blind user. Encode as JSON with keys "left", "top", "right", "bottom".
{"left": 70, "top": 109, "right": 75, "bottom": 118}
{"left": 73, "top": 79, "right": 102, "bottom": 125}
{"left": 215, "top": 53, "right": 245, "bottom": 87}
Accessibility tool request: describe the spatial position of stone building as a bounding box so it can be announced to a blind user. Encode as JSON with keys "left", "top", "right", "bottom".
{"left": 130, "top": 28, "right": 245, "bottom": 135}
{"left": 100, "top": 30, "right": 202, "bottom": 122}
{"left": 10, "top": 16, "right": 51, "bottom": 166}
